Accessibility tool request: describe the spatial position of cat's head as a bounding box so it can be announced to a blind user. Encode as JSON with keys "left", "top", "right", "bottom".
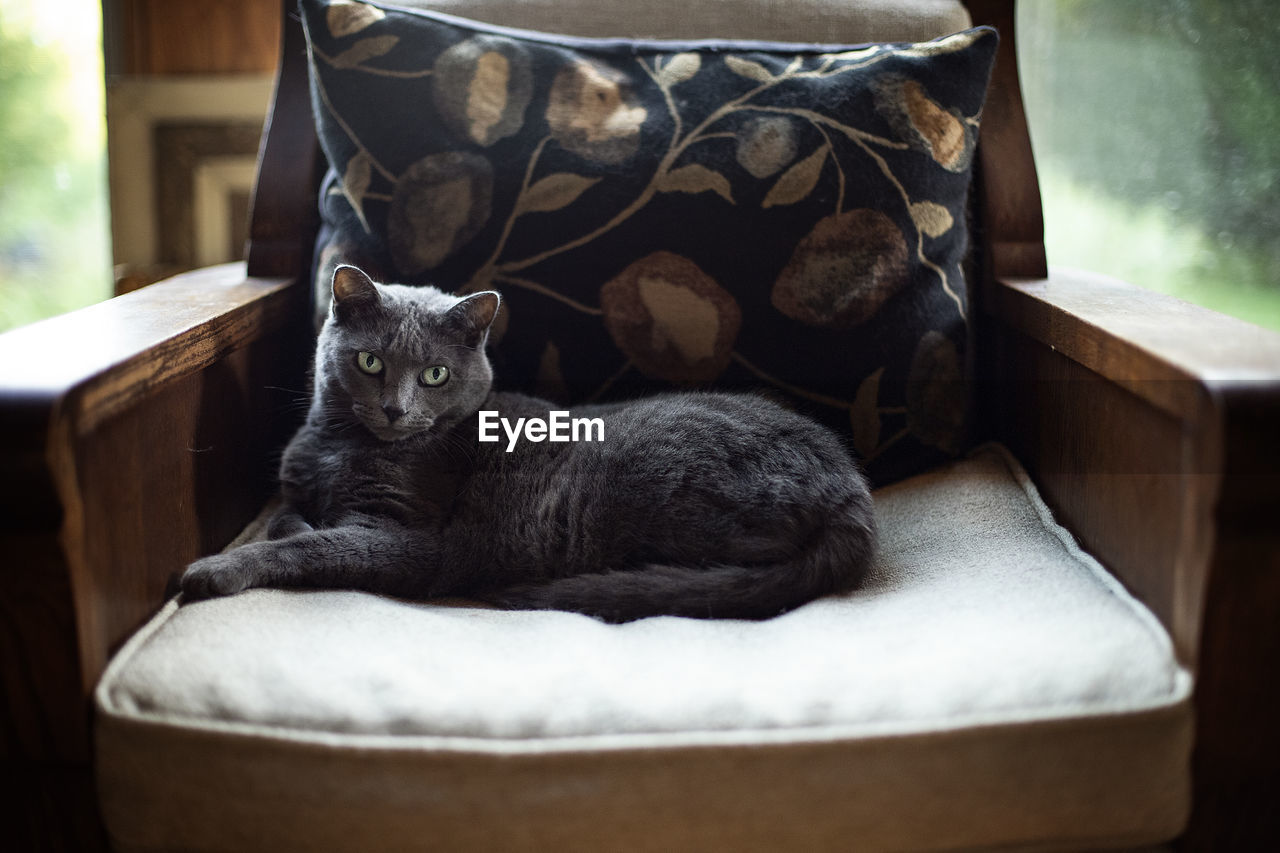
{"left": 315, "top": 265, "right": 500, "bottom": 442}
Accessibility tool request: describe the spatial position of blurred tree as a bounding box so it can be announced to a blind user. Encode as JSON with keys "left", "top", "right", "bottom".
{"left": 0, "top": 6, "right": 74, "bottom": 231}
{"left": 1186, "top": 0, "right": 1280, "bottom": 279}
{"left": 0, "top": 8, "right": 70, "bottom": 179}
{"left": 0, "top": 0, "right": 111, "bottom": 332}
{"left": 1028, "top": 0, "right": 1279, "bottom": 282}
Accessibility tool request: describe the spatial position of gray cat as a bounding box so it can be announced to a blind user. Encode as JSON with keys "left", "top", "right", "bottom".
{"left": 180, "top": 265, "right": 877, "bottom": 621}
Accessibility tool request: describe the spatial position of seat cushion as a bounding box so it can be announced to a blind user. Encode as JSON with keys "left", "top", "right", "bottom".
{"left": 95, "top": 445, "right": 1191, "bottom": 852}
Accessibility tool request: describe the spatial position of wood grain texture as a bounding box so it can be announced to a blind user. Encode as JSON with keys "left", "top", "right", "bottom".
{"left": 0, "top": 264, "right": 296, "bottom": 433}
{"left": 989, "top": 268, "right": 1280, "bottom": 420}
{"left": 1182, "top": 382, "right": 1280, "bottom": 849}
{"left": 246, "top": 0, "right": 323, "bottom": 278}
{"left": 983, "top": 269, "right": 1280, "bottom": 661}
{"left": 966, "top": 0, "right": 1047, "bottom": 280}
{"left": 113, "top": 0, "right": 280, "bottom": 75}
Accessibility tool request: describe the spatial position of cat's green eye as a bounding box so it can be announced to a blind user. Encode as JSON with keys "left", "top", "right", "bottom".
{"left": 356, "top": 351, "right": 383, "bottom": 375}
{"left": 420, "top": 365, "right": 449, "bottom": 387}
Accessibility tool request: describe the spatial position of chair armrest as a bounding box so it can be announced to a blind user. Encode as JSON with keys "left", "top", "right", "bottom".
{"left": 980, "top": 266, "right": 1280, "bottom": 845}
{"left": 983, "top": 266, "right": 1280, "bottom": 655}
{"left": 2, "top": 264, "right": 299, "bottom": 426}
{"left": 987, "top": 267, "right": 1280, "bottom": 418}
{"left": 0, "top": 262, "right": 309, "bottom": 762}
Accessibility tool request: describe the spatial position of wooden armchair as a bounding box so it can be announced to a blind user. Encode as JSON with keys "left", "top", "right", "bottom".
{"left": 2, "top": 0, "right": 1277, "bottom": 849}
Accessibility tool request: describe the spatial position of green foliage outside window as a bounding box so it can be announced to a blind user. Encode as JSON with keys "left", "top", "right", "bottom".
{"left": 1019, "top": 0, "right": 1280, "bottom": 331}
{"left": 0, "top": 0, "right": 112, "bottom": 333}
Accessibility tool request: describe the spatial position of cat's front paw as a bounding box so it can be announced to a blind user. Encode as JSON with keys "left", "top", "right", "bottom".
{"left": 180, "top": 551, "right": 255, "bottom": 601}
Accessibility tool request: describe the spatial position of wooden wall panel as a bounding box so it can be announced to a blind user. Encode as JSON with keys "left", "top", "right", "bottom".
{"left": 113, "top": 0, "right": 281, "bottom": 75}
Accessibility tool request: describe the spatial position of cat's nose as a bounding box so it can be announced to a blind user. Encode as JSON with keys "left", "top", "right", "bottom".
{"left": 382, "top": 404, "right": 405, "bottom": 424}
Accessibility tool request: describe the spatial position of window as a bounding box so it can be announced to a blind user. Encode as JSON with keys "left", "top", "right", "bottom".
{"left": 1018, "top": 0, "right": 1280, "bottom": 331}
{"left": 0, "top": 0, "right": 112, "bottom": 332}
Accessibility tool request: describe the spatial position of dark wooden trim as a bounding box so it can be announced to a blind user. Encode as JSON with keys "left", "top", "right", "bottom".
{"left": 1, "top": 265, "right": 300, "bottom": 434}
{"left": 989, "top": 269, "right": 1280, "bottom": 420}
{"left": 0, "top": 262, "right": 310, "bottom": 849}
{"left": 981, "top": 317, "right": 1218, "bottom": 667}
{"left": 965, "top": 0, "right": 1047, "bottom": 280}
{"left": 1182, "top": 380, "right": 1280, "bottom": 849}
{"left": 247, "top": 0, "right": 323, "bottom": 279}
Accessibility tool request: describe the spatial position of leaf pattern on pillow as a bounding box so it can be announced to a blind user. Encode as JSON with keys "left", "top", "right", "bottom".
{"left": 433, "top": 37, "right": 533, "bottom": 147}
{"left": 909, "top": 201, "right": 954, "bottom": 238}
{"left": 771, "top": 209, "right": 909, "bottom": 329}
{"left": 546, "top": 60, "right": 648, "bottom": 164}
{"left": 735, "top": 116, "right": 799, "bottom": 178}
{"left": 600, "top": 252, "right": 741, "bottom": 383}
{"left": 872, "top": 75, "right": 979, "bottom": 173}
{"left": 326, "top": 0, "right": 383, "bottom": 38}
{"left": 762, "top": 145, "right": 828, "bottom": 208}
{"left": 301, "top": 0, "right": 998, "bottom": 484}
{"left": 388, "top": 152, "right": 493, "bottom": 273}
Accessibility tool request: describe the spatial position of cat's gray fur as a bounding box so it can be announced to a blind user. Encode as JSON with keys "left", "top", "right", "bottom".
{"left": 181, "top": 266, "right": 877, "bottom": 621}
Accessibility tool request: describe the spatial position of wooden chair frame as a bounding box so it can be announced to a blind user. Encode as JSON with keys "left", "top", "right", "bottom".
{"left": 2, "top": 1, "right": 1277, "bottom": 848}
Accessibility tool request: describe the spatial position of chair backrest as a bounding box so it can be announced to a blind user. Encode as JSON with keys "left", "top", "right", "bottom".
{"left": 371, "top": 0, "right": 973, "bottom": 42}
{"left": 247, "top": 0, "right": 1044, "bottom": 285}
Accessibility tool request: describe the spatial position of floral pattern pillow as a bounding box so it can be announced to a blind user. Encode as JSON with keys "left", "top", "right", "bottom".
{"left": 300, "top": 0, "right": 998, "bottom": 485}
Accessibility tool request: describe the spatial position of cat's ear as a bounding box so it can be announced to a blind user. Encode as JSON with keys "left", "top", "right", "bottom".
{"left": 331, "top": 265, "right": 381, "bottom": 321}
{"left": 444, "top": 291, "right": 501, "bottom": 347}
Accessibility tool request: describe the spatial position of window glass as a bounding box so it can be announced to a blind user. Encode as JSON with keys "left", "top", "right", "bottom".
{"left": 0, "top": 0, "right": 112, "bottom": 333}
{"left": 1018, "top": 0, "right": 1280, "bottom": 331}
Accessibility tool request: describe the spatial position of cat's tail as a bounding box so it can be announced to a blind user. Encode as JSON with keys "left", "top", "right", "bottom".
{"left": 481, "top": 505, "right": 876, "bottom": 623}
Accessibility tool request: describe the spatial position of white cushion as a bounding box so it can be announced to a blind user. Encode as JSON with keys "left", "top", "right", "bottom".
{"left": 95, "top": 445, "right": 1191, "bottom": 852}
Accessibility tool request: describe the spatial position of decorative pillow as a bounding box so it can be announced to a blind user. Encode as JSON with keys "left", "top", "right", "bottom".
{"left": 300, "top": 0, "right": 998, "bottom": 485}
